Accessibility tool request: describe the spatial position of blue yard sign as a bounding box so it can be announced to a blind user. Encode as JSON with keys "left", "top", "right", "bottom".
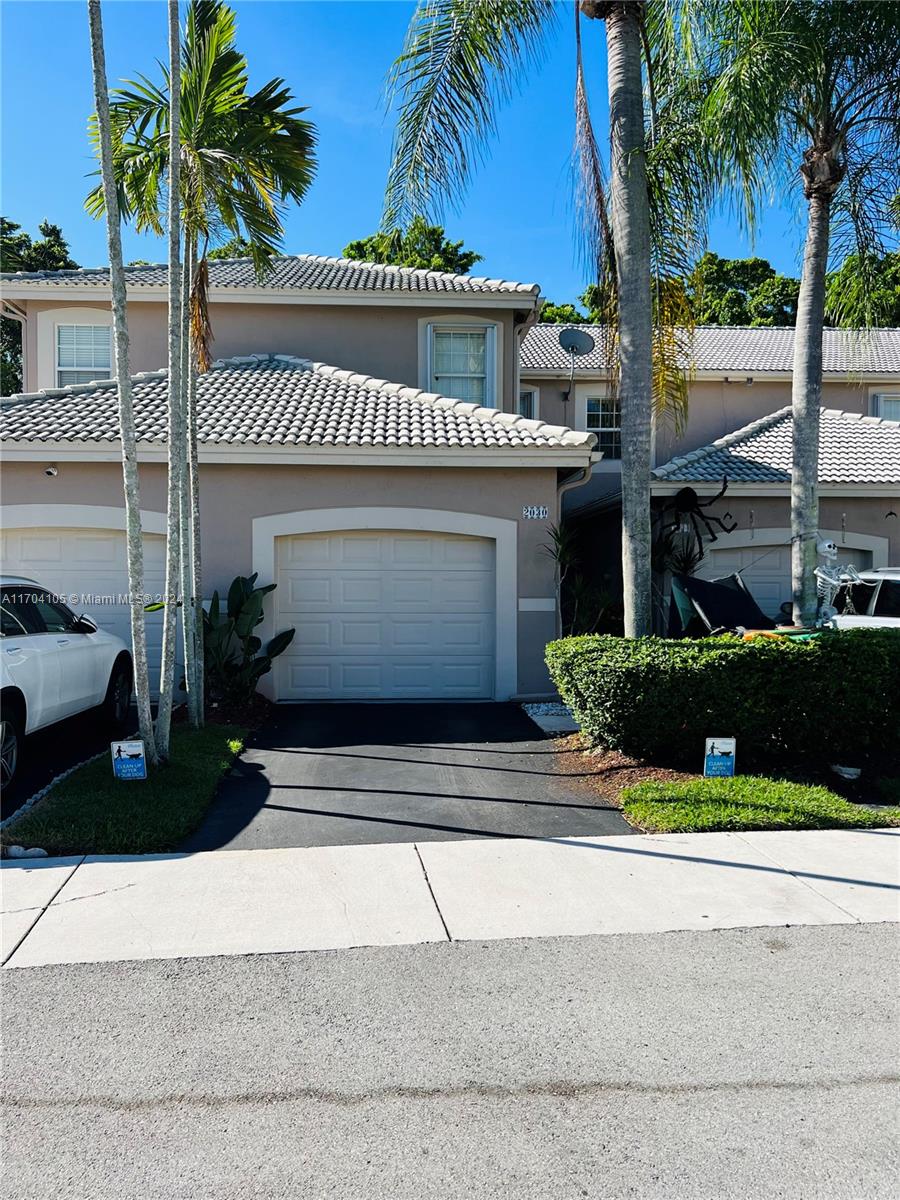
{"left": 111, "top": 740, "right": 147, "bottom": 781}
{"left": 704, "top": 737, "right": 736, "bottom": 778}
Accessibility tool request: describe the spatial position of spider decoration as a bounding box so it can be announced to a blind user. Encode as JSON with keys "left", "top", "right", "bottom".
{"left": 655, "top": 477, "right": 738, "bottom": 563}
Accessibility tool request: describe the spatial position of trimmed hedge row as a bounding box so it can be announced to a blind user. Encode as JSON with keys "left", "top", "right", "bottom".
{"left": 545, "top": 629, "right": 900, "bottom": 766}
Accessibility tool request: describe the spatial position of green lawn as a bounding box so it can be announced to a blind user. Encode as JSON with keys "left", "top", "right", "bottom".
{"left": 621, "top": 775, "right": 900, "bottom": 834}
{"left": 2, "top": 725, "right": 246, "bottom": 856}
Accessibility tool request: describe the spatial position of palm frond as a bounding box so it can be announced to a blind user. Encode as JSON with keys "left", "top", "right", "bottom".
{"left": 383, "top": 0, "right": 556, "bottom": 228}
{"left": 572, "top": 1, "right": 616, "bottom": 383}
{"left": 190, "top": 255, "right": 214, "bottom": 372}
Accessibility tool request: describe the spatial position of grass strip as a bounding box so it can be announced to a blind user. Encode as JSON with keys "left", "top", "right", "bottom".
{"left": 621, "top": 775, "right": 900, "bottom": 833}
{"left": 2, "top": 725, "right": 246, "bottom": 856}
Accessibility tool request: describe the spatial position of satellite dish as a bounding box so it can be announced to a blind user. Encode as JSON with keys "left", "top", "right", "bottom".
{"left": 558, "top": 327, "right": 595, "bottom": 357}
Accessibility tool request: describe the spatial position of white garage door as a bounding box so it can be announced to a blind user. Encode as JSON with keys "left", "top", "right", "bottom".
{"left": 1, "top": 526, "right": 167, "bottom": 685}
{"left": 697, "top": 542, "right": 872, "bottom": 619}
{"left": 276, "top": 530, "right": 496, "bottom": 700}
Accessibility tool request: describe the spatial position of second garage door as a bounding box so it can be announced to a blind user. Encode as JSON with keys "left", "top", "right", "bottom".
{"left": 0, "top": 524, "right": 168, "bottom": 686}
{"left": 696, "top": 541, "right": 873, "bottom": 618}
{"left": 275, "top": 530, "right": 496, "bottom": 700}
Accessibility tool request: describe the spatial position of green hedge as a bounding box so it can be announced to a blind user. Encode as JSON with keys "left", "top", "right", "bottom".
{"left": 545, "top": 629, "right": 900, "bottom": 766}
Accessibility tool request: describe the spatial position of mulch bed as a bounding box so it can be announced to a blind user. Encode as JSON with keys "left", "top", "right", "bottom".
{"left": 553, "top": 734, "right": 897, "bottom": 810}
{"left": 552, "top": 734, "right": 700, "bottom": 808}
{"left": 174, "top": 692, "right": 275, "bottom": 732}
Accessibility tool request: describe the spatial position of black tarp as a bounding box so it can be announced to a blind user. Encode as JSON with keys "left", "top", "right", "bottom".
{"left": 668, "top": 572, "right": 778, "bottom": 636}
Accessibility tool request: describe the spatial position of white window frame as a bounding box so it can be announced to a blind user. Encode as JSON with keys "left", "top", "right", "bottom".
{"left": 418, "top": 315, "right": 501, "bottom": 409}
{"left": 517, "top": 387, "right": 540, "bottom": 421}
{"left": 55, "top": 323, "right": 112, "bottom": 388}
{"left": 36, "top": 307, "right": 113, "bottom": 391}
{"left": 870, "top": 391, "right": 900, "bottom": 421}
{"left": 584, "top": 393, "right": 622, "bottom": 461}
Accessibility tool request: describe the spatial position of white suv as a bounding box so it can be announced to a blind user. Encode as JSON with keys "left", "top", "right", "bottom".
{"left": 830, "top": 568, "right": 900, "bottom": 629}
{"left": 1, "top": 576, "right": 133, "bottom": 790}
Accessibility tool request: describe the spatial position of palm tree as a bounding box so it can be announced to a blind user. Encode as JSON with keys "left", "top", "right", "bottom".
{"left": 383, "top": 0, "right": 709, "bottom": 637}
{"left": 697, "top": 0, "right": 900, "bottom": 624}
{"left": 86, "top": 0, "right": 159, "bottom": 766}
{"left": 155, "top": 0, "right": 184, "bottom": 759}
{"left": 87, "top": 0, "right": 317, "bottom": 715}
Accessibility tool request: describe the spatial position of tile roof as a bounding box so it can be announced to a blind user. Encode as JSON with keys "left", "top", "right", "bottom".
{"left": 652, "top": 407, "right": 900, "bottom": 485}
{"left": 1, "top": 354, "right": 594, "bottom": 453}
{"left": 1, "top": 253, "right": 540, "bottom": 298}
{"left": 521, "top": 324, "right": 900, "bottom": 374}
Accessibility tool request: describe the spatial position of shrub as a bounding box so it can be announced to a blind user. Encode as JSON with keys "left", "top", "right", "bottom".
{"left": 621, "top": 775, "right": 900, "bottom": 833}
{"left": 545, "top": 629, "right": 900, "bottom": 767}
{"left": 204, "top": 574, "right": 295, "bottom": 704}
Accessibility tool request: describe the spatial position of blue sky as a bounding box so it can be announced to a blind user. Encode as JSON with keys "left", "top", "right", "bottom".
{"left": 1, "top": 0, "right": 807, "bottom": 302}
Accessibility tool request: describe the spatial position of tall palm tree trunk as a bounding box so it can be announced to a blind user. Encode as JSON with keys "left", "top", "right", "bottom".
{"left": 180, "top": 236, "right": 199, "bottom": 726}
{"left": 187, "top": 321, "right": 204, "bottom": 727}
{"left": 602, "top": 1, "right": 654, "bottom": 637}
{"left": 155, "top": 0, "right": 184, "bottom": 758}
{"left": 791, "top": 190, "right": 831, "bottom": 626}
{"left": 86, "top": 0, "right": 158, "bottom": 765}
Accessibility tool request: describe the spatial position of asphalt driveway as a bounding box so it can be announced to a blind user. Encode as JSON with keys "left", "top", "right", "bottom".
{"left": 181, "top": 703, "right": 632, "bottom": 851}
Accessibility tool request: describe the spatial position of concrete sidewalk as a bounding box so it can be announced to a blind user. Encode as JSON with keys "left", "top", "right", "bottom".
{"left": 2, "top": 829, "right": 898, "bottom": 968}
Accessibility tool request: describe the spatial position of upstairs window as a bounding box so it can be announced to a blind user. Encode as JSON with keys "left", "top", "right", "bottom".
{"left": 586, "top": 396, "right": 621, "bottom": 459}
{"left": 873, "top": 393, "right": 900, "bottom": 421}
{"left": 429, "top": 324, "right": 496, "bottom": 407}
{"left": 57, "top": 324, "right": 111, "bottom": 387}
{"left": 518, "top": 389, "right": 538, "bottom": 420}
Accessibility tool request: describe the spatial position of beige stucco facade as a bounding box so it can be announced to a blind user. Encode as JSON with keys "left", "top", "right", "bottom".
{"left": 18, "top": 297, "right": 528, "bottom": 414}
{"left": 522, "top": 372, "right": 879, "bottom": 464}
{"left": 0, "top": 459, "right": 567, "bottom": 697}
{"left": 679, "top": 493, "right": 900, "bottom": 565}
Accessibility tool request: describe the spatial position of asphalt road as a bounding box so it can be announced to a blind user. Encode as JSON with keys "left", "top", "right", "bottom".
{"left": 3, "top": 923, "right": 898, "bottom": 1199}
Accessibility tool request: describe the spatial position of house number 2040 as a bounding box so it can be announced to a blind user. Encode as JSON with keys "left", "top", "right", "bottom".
{"left": 522, "top": 505, "right": 549, "bottom": 520}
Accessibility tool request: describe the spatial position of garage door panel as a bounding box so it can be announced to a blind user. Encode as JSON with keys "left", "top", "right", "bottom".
{"left": 281, "top": 531, "right": 494, "bottom": 570}
{"left": 276, "top": 530, "right": 496, "bottom": 700}
{"left": 696, "top": 541, "right": 872, "bottom": 619}
{"left": 280, "top": 570, "right": 493, "bottom": 614}
{"left": 289, "top": 613, "right": 494, "bottom": 656}
{"left": 2, "top": 525, "right": 168, "bottom": 695}
{"left": 279, "top": 654, "right": 495, "bottom": 700}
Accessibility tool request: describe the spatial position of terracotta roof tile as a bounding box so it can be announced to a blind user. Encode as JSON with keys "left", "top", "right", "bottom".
{"left": 652, "top": 407, "right": 900, "bottom": 485}
{"left": 1, "top": 354, "right": 594, "bottom": 453}
{"left": 521, "top": 324, "right": 900, "bottom": 374}
{"left": 1, "top": 253, "right": 540, "bottom": 298}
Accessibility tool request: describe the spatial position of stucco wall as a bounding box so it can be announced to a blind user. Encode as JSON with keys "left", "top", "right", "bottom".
{"left": 21, "top": 298, "right": 523, "bottom": 413}
{"left": 0, "top": 460, "right": 560, "bottom": 696}
{"left": 704, "top": 494, "right": 900, "bottom": 564}
{"left": 522, "top": 372, "right": 875, "bottom": 468}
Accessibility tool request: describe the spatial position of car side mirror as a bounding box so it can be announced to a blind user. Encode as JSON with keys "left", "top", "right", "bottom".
{"left": 72, "top": 615, "right": 98, "bottom": 634}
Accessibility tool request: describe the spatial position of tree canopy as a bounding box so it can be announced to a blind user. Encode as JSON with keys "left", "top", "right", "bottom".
{"left": 687, "top": 253, "right": 800, "bottom": 327}
{"left": 542, "top": 251, "right": 900, "bottom": 328}
{"left": 1, "top": 218, "right": 79, "bottom": 394}
{"left": 342, "top": 217, "right": 482, "bottom": 274}
{"left": 1, "top": 217, "right": 78, "bottom": 274}
{"left": 208, "top": 235, "right": 253, "bottom": 260}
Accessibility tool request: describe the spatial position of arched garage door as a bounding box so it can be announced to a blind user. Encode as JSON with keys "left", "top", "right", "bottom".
{"left": 695, "top": 541, "right": 872, "bottom": 619}
{"left": 275, "top": 530, "right": 496, "bottom": 700}
{"left": 1, "top": 526, "right": 167, "bottom": 685}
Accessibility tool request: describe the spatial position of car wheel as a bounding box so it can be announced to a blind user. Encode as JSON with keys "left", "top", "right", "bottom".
{"left": 103, "top": 660, "right": 132, "bottom": 732}
{"left": 1, "top": 710, "right": 23, "bottom": 791}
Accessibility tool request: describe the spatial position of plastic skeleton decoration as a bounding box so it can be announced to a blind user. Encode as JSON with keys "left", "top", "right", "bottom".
{"left": 655, "top": 478, "right": 738, "bottom": 562}
{"left": 813, "top": 538, "right": 875, "bottom": 620}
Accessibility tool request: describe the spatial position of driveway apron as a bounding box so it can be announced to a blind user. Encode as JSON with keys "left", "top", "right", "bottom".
{"left": 181, "top": 703, "right": 632, "bottom": 851}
